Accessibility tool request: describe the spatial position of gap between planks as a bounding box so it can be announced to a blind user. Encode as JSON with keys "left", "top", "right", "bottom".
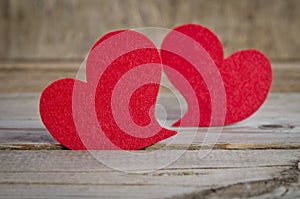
{"left": 0, "top": 143, "right": 300, "bottom": 151}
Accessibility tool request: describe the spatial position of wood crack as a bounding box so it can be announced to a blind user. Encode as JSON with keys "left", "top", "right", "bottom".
{"left": 1, "top": 143, "right": 300, "bottom": 150}
{"left": 168, "top": 165, "right": 300, "bottom": 199}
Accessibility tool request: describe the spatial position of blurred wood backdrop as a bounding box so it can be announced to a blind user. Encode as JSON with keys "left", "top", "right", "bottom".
{"left": 0, "top": 0, "right": 299, "bottom": 92}
{"left": 0, "top": 0, "right": 299, "bottom": 61}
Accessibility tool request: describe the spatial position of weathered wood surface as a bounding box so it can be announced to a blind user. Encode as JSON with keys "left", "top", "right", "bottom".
{"left": 0, "top": 91, "right": 299, "bottom": 198}
{"left": 0, "top": 150, "right": 299, "bottom": 199}
{"left": 0, "top": 61, "right": 300, "bottom": 93}
{"left": 0, "top": 92, "right": 299, "bottom": 148}
{"left": 0, "top": 60, "right": 300, "bottom": 93}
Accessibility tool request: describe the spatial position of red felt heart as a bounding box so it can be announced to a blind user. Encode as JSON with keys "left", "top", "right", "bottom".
{"left": 161, "top": 24, "right": 272, "bottom": 126}
{"left": 40, "top": 30, "right": 176, "bottom": 150}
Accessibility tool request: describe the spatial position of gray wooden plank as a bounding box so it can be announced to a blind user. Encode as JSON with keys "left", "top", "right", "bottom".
{"left": 1, "top": 92, "right": 299, "bottom": 124}
{"left": 0, "top": 93, "right": 40, "bottom": 120}
{"left": 0, "top": 167, "right": 290, "bottom": 199}
{"left": 0, "top": 150, "right": 298, "bottom": 199}
{"left": 170, "top": 167, "right": 300, "bottom": 199}
{"left": 0, "top": 167, "right": 289, "bottom": 187}
{"left": 0, "top": 91, "right": 299, "bottom": 198}
{"left": 1, "top": 128, "right": 300, "bottom": 150}
{"left": 0, "top": 150, "right": 298, "bottom": 172}
{"left": 0, "top": 184, "right": 199, "bottom": 199}
{"left": 0, "top": 93, "right": 299, "bottom": 150}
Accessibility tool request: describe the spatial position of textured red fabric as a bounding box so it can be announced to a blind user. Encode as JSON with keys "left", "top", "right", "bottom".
{"left": 40, "top": 78, "right": 86, "bottom": 149}
{"left": 40, "top": 24, "right": 273, "bottom": 150}
{"left": 161, "top": 24, "right": 272, "bottom": 126}
{"left": 40, "top": 30, "right": 176, "bottom": 150}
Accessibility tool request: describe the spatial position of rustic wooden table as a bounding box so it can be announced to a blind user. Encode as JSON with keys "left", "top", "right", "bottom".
{"left": 0, "top": 62, "right": 299, "bottom": 198}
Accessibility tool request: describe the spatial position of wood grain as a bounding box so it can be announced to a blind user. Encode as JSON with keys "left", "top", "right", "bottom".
{"left": 0, "top": 90, "right": 299, "bottom": 198}
{"left": 1, "top": 62, "right": 299, "bottom": 93}
{"left": 0, "top": 150, "right": 298, "bottom": 199}
{"left": 1, "top": 0, "right": 300, "bottom": 61}
{"left": 0, "top": 92, "right": 300, "bottom": 151}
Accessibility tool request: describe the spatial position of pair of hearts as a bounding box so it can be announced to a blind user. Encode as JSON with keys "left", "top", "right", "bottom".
{"left": 40, "top": 24, "right": 272, "bottom": 150}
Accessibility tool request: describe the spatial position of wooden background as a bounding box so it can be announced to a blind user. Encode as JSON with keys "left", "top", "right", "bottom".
{"left": 0, "top": 0, "right": 300, "bottom": 94}
{"left": 0, "top": 0, "right": 300, "bottom": 61}
{"left": 0, "top": 1, "right": 299, "bottom": 198}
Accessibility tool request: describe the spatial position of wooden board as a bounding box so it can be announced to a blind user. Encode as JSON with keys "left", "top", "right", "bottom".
{"left": 0, "top": 62, "right": 300, "bottom": 93}
{"left": 0, "top": 150, "right": 299, "bottom": 198}
{"left": 0, "top": 92, "right": 299, "bottom": 149}
{"left": 0, "top": 92, "right": 299, "bottom": 198}
{"left": 0, "top": 150, "right": 298, "bottom": 199}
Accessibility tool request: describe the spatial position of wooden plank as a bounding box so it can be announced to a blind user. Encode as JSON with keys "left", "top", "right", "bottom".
{"left": 271, "top": 62, "right": 300, "bottom": 92}
{"left": 0, "top": 150, "right": 298, "bottom": 199}
{"left": 1, "top": 128, "right": 300, "bottom": 150}
{"left": 0, "top": 150, "right": 298, "bottom": 172}
{"left": 170, "top": 167, "right": 300, "bottom": 199}
{"left": 0, "top": 93, "right": 40, "bottom": 120}
{"left": 0, "top": 92, "right": 299, "bottom": 123}
{"left": 0, "top": 87, "right": 299, "bottom": 197}
{"left": 0, "top": 167, "right": 291, "bottom": 199}
{"left": 0, "top": 62, "right": 300, "bottom": 93}
{"left": 0, "top": 93, "right": 299, "bottom": 150}
{"left": 0, "top": 184, "right": 199, "bottom": 199}
{"left": 0, "top": 167, "right": 288, "bottom": 187}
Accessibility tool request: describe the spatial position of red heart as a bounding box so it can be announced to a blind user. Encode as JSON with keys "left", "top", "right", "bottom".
{"left": 161, "top": 24, "right": 272, "bottom": 126}
{"left": 40, "top": 30, "right": 176, "bottom": 150}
